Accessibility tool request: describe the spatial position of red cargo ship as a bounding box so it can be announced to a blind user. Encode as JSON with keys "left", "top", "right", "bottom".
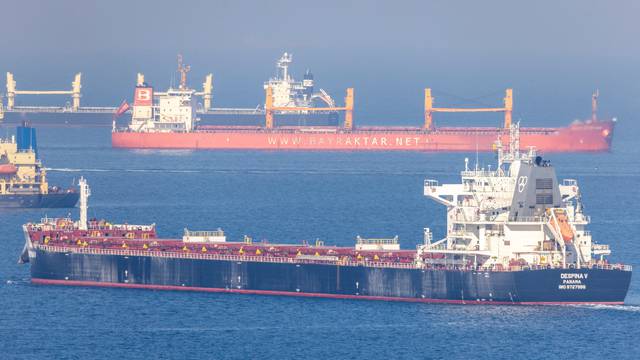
{"left": 112, "top": 84, "right": 614, "bottom": 152}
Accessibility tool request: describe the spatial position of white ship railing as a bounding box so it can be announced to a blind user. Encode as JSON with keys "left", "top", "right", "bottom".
{"left": 355, "top": 236, "right": 399, "bottom": 245}
{"left": 508, "top": 215, "right": 547, "bottom": 223}
{"left": 27, "top": 223, "right": 155, "bottom": 232}
{"left": 507, "top": 214, "right": 590, "bottom": 224}
{"left": 184, "top": 229, "right": 225, "bottom": 237}
{"left": 425, "top": 242, "right": 448, "bottom": 250}
{"left": 7, "top": 106, "right": 120, "bottom": 114}
{"left": 424, "top": 179, "right": 438, "bottom": 188}
{"left": 460, "top": 170, "right": 499, "bottom": 177}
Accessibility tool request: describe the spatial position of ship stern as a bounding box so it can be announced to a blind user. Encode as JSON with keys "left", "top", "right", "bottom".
{"left": 513, "top": 267, "right": 632, "bottom": 305}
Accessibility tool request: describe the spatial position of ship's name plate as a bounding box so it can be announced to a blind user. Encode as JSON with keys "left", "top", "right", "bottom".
{"left": 559, "top": 273, "right": 588, "bottom": 290}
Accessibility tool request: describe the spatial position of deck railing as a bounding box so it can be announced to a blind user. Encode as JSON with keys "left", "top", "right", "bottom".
{"left": 36, "top": 245, "right": 420, "bottom": 270}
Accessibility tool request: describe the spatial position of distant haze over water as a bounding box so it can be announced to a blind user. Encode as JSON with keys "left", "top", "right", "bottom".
{"left": 1, "top": 0, "right": 639, "bottom": 127}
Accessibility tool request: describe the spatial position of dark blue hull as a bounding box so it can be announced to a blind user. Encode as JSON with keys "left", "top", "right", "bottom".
{"left": 27, "top": 248, "right": 631, "bottom": 304}
{"left": 0, "top": 193, "right": 79, "bottom": 208}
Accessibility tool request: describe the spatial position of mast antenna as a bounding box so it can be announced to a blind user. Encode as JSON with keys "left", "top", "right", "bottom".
{"left": 509, "top": 121, "right": 520, "bottom": 160}
{"left": 277, "top": 53, "right": 292, "bottom": 81}
{"left": 592, "top": 89, "right": 599, "bottom": 122}
{"left": 177, "top": 54, "right": 191, "bottom": 90}
{"left": 475, "top": 133, "right": 479, "bottom": 171}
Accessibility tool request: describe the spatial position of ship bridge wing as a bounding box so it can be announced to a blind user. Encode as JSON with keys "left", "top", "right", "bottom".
{"left": 559, "top": 179, "right": 579, "bottom": 202}
{"left": 424, "top": 180, "right": 462, "bottom": 207}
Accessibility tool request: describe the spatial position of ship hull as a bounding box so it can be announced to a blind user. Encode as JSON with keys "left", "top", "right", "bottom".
{"left": 27, "top": 248, "right": 631, "bottom": 304}
{"left": 2, "top": 112, "right": 339, "bottom": 128}
{"left": 2, "top": 112, "right": 114, "bottom": 127}
{"left": 0, "top": 193, "right": 79, "bottom": 208}
{"left": 112, "top": 121, "right": 614, "bottom": 153}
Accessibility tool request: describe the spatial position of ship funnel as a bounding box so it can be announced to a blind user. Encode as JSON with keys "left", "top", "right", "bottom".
{"left": 16, "top": 122, "right": 38, "bottom": 158}
{"left": 78, "top": 177, "right": 91, "bottom": 230}
{"left": 303, "top": 69, "right": 314, "bottom": 98}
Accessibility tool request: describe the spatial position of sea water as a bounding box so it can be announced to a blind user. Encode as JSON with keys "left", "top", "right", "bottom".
{"left": 0, "top": 122, "right": 639, "bottom": 359}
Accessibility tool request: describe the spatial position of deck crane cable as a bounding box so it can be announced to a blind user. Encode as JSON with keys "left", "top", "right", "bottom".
{"left": 431, "top": 88, "right": 505, "bottom": 108}
{"left": 437, "top": 89, "right": 528, "bottom": 125}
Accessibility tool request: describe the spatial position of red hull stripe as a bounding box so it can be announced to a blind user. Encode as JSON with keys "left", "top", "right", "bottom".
{"left": 31, "top": 278, "right": 624, "bottom": 306}
{"left": 111, "top": 122, "right": 614, "bottom": 152}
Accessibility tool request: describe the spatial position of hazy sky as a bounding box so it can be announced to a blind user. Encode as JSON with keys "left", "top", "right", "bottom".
{"left": 2, "top": 0, "right": 639, "bottom": 125}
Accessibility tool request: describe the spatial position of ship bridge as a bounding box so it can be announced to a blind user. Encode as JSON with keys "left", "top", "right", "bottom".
{"left": 420, "top": 124, "right": 608, "bottom": 270}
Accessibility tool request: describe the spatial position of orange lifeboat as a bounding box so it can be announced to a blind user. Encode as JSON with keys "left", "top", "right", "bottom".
{"left": 549, "top": 209, "right": 574, "bottom": 243}
{"left": 0, "top": 164, "right": 17, "bottom": 175}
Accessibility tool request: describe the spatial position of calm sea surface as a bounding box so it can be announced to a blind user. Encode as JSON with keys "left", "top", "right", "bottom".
{"left": 1, "top": 121, "right": 639, "bottom": 359}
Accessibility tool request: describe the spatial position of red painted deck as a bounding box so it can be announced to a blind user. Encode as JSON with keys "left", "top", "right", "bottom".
{"left": 26, "top": 222, "right": 425, "bottom": 266}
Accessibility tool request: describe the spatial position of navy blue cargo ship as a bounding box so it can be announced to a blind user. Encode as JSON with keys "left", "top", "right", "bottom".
{"left": 19, "top": 128, "right": 632, "bottom": 304}
{"left": 0, "top": 124, "right": 79, "bottom": 208}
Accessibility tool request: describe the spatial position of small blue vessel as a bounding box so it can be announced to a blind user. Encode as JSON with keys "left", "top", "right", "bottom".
{"left": 0, "top": 123, "right": 78, "bottom": 208}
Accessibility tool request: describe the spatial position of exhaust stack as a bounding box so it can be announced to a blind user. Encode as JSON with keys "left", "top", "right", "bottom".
{"left": 78, "top": 177, "right": 91, "bottom": 230}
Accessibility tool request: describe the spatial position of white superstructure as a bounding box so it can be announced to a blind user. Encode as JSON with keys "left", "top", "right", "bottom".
{"left": 128, "top": 87, "right": 197, "bottom": 133}
{"left": 263, "top": 52, "right": 336, "bottom": 109}
{"left": 183, "top": 228, "right": 227, "bottom": 243}
{"left": 420, "top": 124, "right": 611, "bottom": 270}
{"left": 122, "top": 52, "right": 335, "bottom": 133}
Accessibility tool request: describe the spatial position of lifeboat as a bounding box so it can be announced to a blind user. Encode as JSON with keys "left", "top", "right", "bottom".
{"left": 0, "top": 164, "right": 17, "bottom": 175}
{"left": 549, "top": 209, "right": 574, "bottom": 243}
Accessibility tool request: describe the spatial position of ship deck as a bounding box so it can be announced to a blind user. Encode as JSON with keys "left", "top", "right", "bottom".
{"left": 192, "top": 120, "right": 611, "bottom": 132}
{"left": 189, "top": 125, "right": 563, "bottom": 135}
{"left": 27, "top": 223, "right": 422, "bottom": 268}
{"left": 122, "top": 119, "right": 610, "bottom": 136}
{"left": 26, "top": 221, "right": 631, "bottom": 272}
